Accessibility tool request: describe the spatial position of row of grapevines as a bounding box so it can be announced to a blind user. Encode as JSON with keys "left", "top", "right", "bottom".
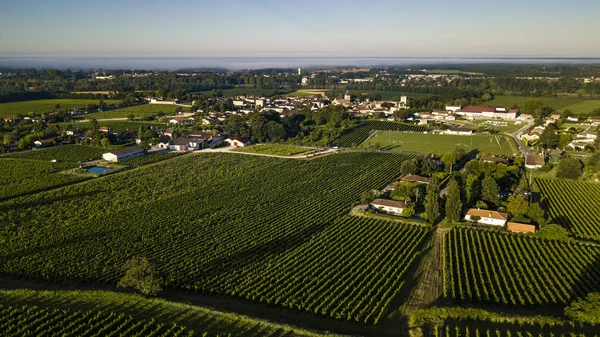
{"left": 331, "top": 120, "right": 426, "bottom": 147}
{"left": 431, "top": 322, "right": 598, "bottom": 337}
{"left": 444, "top": 227, "right": 600, "bottom": 307}
{"left": 0, "top": 152, "right": 418, "bottom": 324}
{"left": 536, "top": 178, "right": 600, "bottom": 240}
{"left": 0, "top": 303, "right": 201, "bottom": 337}
{"left": 3, "top": 144, "right": 106, "bottom": 162}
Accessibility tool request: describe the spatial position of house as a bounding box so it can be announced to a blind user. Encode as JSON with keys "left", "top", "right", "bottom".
{"left": 102, "top": 146, "right": 144, "bottom": 162}
{"left": 99, "top": 126, "right": 113, "bottom": 134}
{"left": 65, "top": 129, "right": 80, "bottom": 136}
{"left": 444, "top": 127, "right": 474, "bottom": 135}
{"left": 169, "top": 136, "right": 206, "bottom": 151}
{"left": 525, "top": 153, "right": 545, "bottom": 169}
{"left": 370, "top": 198, "right": 409, "bottom": 216}
{"left": 567, "top": 116, "right": 579, "bottom": 122}
{"left": 507, "top": 222, "right": 536, "bottom": 234}
{"left": 483, "top": 156, "right": 509, "bottom": 165}
{"left": 400, "top": 174, "right": 430, "bottom": 184}
{"left": 445, "top": 105, "right": 462, "bottom": 113}
{"left": 34, "top": 139, "right": 55, "bottom": 147}
{"left": 465, "top": 208, "right": 508, "bottom": 226}
{"left": 150, "top": 98, "right": 178, "bottom": 105}
{"left": 225, "top": 137, "right": 252, "bottom": 147}
{"left": 455, "top": 106, "right": 518, "bottom": 120}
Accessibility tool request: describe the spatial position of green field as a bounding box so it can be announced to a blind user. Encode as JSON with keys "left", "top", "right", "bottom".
{"left": 196, "top": 88, "right": 294, "bottom": 97}
{"left": 235, "top": 144, "right": 313, "bottom": 156}
{"left": 76, "top": 103, "right": 182, "bottom": 119}
{"left": 0, "top": 99, "right": 121, "bottom": 118}
{"left": 485, "top": 95, "right": 600, "bottom": 115}
{"left": 363, "top": 131, "right": 514, "bottom": 156}
{"left": 53, "top": 120, "right": 166, "bottom": 133}
{"left": 0, "top": 289, "right": 327, "bottom": 337}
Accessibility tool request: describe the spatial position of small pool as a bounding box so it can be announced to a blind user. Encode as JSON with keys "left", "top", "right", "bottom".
{"left": 88, "top": 166, "right": 110, "bottom": 174}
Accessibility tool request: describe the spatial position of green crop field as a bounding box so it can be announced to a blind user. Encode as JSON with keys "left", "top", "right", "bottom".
{"left": 53, "top": 120, "right": 166, "bottom": 133}
{"left": 77, "top": 103, "right": 182, "bottom": 119}
{"left": 235, "top": 144, "right": 313, "bottom": 156}
{"left": 331, "top": 120, "right": 426, "bottom": 147}
{"left": 355, "top": 90, "right": 433, "bottom": 100}
{"left": 0, "top": 99, "right": 120, "bottom": 118}
{"left": 0, "top": 152, "right": 430, "bottom": 326}
{"left": 537, "top": 179, "right": 600, "bottom": 240}
{"left": 485, "top": 95, "right": 600, "bottom": 115}
{"left": 196, "top": 88, "right": 294, "bottom": 97}
{"left": 0, "top": 289, "right": 326, "bottom": 337}
{"left": 363, "top": 130, "right": 514, "bottom": 156}
{"left": 444, "top": 227, "right": 600, "bottom": 307}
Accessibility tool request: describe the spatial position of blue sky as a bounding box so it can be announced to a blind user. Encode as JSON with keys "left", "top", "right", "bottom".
{"left": 1, "top": 0, "right": 599, "bottom": 57}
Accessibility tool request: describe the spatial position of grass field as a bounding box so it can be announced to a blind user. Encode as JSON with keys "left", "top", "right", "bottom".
{"left": 485, "top": 95, "right": 600, "bottom": 115}
{"left": 53, "top": 120, "right": 166, "bottom": 133}
{"left": 196, "top": 87, "right": 294, "bottom": 97}
{"left": 0, "top": 99, "right": 121, "bottom": 118}
{"left": 75, "top": 103, "right": 182, "bottom": 119}
{"left": 235, "top": 144, "right": 313, "bottom": 156}
{"left": 363, "top": 131, "right": 514, "bottom": 156}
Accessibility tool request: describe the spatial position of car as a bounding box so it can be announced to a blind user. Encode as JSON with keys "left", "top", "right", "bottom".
{"left": 332, "top": 146, "right": 339, "bottom": 149}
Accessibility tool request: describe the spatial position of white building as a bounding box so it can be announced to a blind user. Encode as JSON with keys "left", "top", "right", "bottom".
{"left": 464, "top": 209, "right": 508, "bottom": 226}
{"left": 444, "top": 127, "right": 474, "bottom": 135}
{"left": 370, "top": 198, "right": 409, "bottom": 216}
{"left": 102, "top": 146, "right": 145, "bottom": 162}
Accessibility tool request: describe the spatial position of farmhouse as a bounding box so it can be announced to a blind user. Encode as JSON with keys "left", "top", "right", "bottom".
{"left": 465, "top": 208, "right": 508, "bottom": 226}
{"left": 34, "top": 139, "right": 55, "bottom": 147}
{"left": 400, "top": 174, "right": 430, "bottom": 184}
{"left": 225, "top": 137, "right": 252, "bottom": 147}
{"left": 370, "top": 198, "right": 409, "bottom": 216}
{"left": 507, "top": 222, "right": 536, "bottom": 234}
{"left": 525, "top": 153, "right": 545, "bottom": 169}
{"left": 102, "top": 146, "right": 144, "bottom": 162}
{"left": 444, "top": 127, "right": 474, "bottom": 136}
{"left": 482, "top": 156, "right": 509, "bottom": 165}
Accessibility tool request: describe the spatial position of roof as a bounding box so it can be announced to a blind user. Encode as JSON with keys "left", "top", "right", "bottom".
{"left": 401, "top": 174, "right": 430, "bottom": 184}
{"left": 507, "top": 222, "right": 536, "bottom": 233}
{"left": 230, "top": 136, "right": 251, "bottom": 143}
{"left": 482, "top": 156, "right": 508, "bottom": 164}
{"left": 525, "top": 154, "right": 545, "bottom": 166}
{"left": 371, "top": 198, "right": 410, "bottom": 208}
{"left": 106, "top": 146, "right": 144, "bottom": 156}
{"left": 508, "top": 109, "right": 519, "bottom": 113}
{"left": 448, "top": 127, "right": 473, "bottom": 133}
{"left": 37, "top": 139, "right": 55, "bottom": 143}
{"left": 466, "top": 208, "right": 509, "bottom": 221}
{"left": 460, "top": 106, "right": 497, "bottom": 113}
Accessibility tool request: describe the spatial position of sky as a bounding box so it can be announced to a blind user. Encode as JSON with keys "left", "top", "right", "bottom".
{"left": 1, "top": 0, "right": 599, "bottom": 58}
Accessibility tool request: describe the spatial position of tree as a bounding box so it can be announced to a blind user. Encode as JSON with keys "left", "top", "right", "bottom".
{"left": 465, "top": 174, "right": 480, "bottom": 205}
{"left": 420, "top": 157, "right": 438, "bottom": 175}
{"left": 175, "top": 106, "right": 183, "bottom": 113}
{"left": 441, "top": 152, "right": 457, "bottom": 173}
{"left": 539, "top": 124, "right": 559, "bottom": 149}
{"left": 118, "top": 256, "right": 163, "bottom": 296}
{"left": 424, "top": 177, "right": 441, "bottom": 223}
{"left": 100, "top": 138, "right": 110, "bottom": 148}
{"left": 557, "top": 157, "right": 583, "bottom": 179}
{"left": 481, "top": 175, "right": 499, "bottom": 206}
{"left": 507, "top": 195, "right": 528, "bottom": 217}
{"left": 527, "top": 202, "right": 545, "bottom": 225}
{"left": 565, "top": 293, "right": 600, "bottom": 324}
{"left": 445, "top": 179, "right": 462, "bottom": 222}
{"left": 401, "top": 206, "right": 415, "bottom": 217}
{"left": 521, "top": 100, "right": 544, "bottom": 123}
{"left": 128, "top": 113, "right": 135, "bottom": 121}
{"left": 360, "top": 190, "right": 373, "bottom": 204}
{"left": 400, "top": 160, "right": 417, "bottom": 175}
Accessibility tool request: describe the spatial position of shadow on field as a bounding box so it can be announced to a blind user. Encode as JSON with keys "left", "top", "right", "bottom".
{"left": 0, "top": 190, "right": 101, "bottom": 213}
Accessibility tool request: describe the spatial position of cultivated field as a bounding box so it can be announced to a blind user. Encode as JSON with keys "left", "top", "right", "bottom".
{"left": 485, "top": 95, "right": 600, "bottom": 115}
{"left": 196, "top": 88, "right": 294, "bottom": 97}
{"left": 53, "top": 120, "right": 166, "bottom": 133}
{"left": 0, "top": 152, "right": 428, "bottom": 325}
{"left": 0, "top": 289, "right": 326, "bottom": 337}
{"left": 0, "top": 99, "right": 120, "bottom": 117}
{"left": 362, "top": 130, "right": 513, "bottom": 156}
{"left": 331, "top": 120, "right": 426, "bottom": 147}
{"left": 78, "top": 104, "right": 181, "bottom": 119}
{"left": 537, "top": 179, "right": 600, "bottom": 240}
{"left": 235, "top": 144, "right": 313, "bottom": 156}
{"left": 444, "top": 227, "right": 600, "bottom": 307}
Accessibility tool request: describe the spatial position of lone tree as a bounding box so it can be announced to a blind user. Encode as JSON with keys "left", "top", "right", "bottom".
{"left": 565, "top": 292, "right": 600, "bottom": 324}
{"left": 424, "top": 176, "right": 441, "bottom": 223}
{"left": 507, "top": 194, "right": 529, "bottom": 218}
{"left": 481, "top": 175, "right": 499, "bottom": 207}
{"left": 556, "top": 157, "right": 583, "bottom": 179}
{"left": 118, "top": 256, "right": 163, "bottom": 296}
{"left": 441, "top": 152, "right": 457, "bottom": 173}
{"left": 400, "top": 160, "right": 417, "bottom": 175}
{"left": 445, "top": 179, "right": 462, "bottom": 222}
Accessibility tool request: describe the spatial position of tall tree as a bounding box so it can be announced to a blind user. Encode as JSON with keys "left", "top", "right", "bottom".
{"left": 557, "top": 157, "right": 583, "bottom": 179}
{"left": 425, "top": 176, "right": 441, "bottom": 223}
{"left": 481, "top": 175, "right": 499, "bottom": 206}
{"left": 400, "top": 160, "right": 417, "bottom": 175}
{"left": 465, "top": 174, "right": 480, "bottom": 205}
{"left": 441, "top": 152, "right": 457, "bottom": 173}
{"left": 539, "top": 124, "right": 559, "bottom": 149}
{"left": 507, "top": 194, "right": 529, "bottom": 217}
{"left": 445, "top": 179, "right": 462, "bottom": 222}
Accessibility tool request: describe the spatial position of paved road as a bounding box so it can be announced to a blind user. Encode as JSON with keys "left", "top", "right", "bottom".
{"left": 508, "top": 121, "right": 535, "bottom": 155}
{"left": 196, "top": 146, "right": 337, "bottom": 159}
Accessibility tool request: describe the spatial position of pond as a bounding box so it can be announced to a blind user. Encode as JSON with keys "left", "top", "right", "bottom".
{"left": 88, "top": 166, "right": 110, "bottom": 174}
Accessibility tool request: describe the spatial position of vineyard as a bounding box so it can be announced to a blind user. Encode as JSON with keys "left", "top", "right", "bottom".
{"left": 0, "top": 152, "right": 426, "bottom": 324}
{"left": 3, "top": 145, "right": 106, "bottom": 163}
{"left": 443, "top": 227, "right": 600, "bottom": 307}
{"left": 0, "top": 289, "right": 327, "bottom": 337}
{"left": 118, "top": 151, "right": 185, "bottom": 166}
{"left": 429, "top": 320, "right": 599, "bottom": 337}
{"left": 536, "top": 179, "right": 600, "bottom": 240}
{"left": 330, "top": 120, "right": 426, "bottom": 147}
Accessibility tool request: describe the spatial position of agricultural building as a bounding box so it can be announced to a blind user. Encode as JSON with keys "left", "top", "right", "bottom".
{"left": 102, "top": 146, "right": 144, "bottom": 162}
{"left": 465, "top": 208, "right": 508, "bottom": 226}
{"left": 370, "top": 198, "right": 409, "bottom": 215}
{"left": 507, "top": 222, "right": 536, "bottom": 234}
{"left": 525, "top": 153, "right": 545, "bottom": 169}
{"left": 225, "top": 137, "right": 252, "bottom": 147}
